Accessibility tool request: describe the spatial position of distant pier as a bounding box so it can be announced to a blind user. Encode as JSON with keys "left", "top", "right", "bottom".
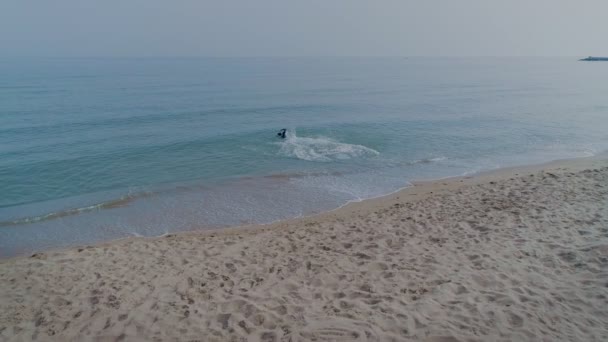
{"left": 580, "top": 56, "right": 608, "bottom": 61}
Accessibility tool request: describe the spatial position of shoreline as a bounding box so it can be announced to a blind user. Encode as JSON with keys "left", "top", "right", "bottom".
{"left": 0, "top": 151, "right": 608, "bottom": 262}
{"left": 4, "top": 154, "right": 606, "bottom": 261}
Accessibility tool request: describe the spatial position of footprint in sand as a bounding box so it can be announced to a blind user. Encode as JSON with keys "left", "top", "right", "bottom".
{"left": 292, "top": 319, "right": 376, "bottom": 341}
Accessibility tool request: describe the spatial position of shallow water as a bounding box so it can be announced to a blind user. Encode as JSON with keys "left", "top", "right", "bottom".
{"left": 1, "top": 57, "right": 608, "bottom": 256}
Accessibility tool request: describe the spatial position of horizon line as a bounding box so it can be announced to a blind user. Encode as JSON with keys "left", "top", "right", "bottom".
{"left": 0, "top": 55, "right": 596, "bottom": 59}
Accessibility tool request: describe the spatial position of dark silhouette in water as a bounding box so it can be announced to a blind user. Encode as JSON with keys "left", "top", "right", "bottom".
{"left": 277, "top": 128, "right": 287, "bottom": 139}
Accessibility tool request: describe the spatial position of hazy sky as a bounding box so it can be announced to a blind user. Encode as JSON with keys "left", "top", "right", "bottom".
{"left": 1, "top": 0, "right": 606, "bottom": 57}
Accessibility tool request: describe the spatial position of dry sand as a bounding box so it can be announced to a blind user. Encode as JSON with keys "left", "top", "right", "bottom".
{"left": 1, "top": 157, "right": 607, "bottom": 341}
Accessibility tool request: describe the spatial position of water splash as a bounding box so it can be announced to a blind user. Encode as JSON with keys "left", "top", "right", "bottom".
{"left": 277, "top": 130, "right": 379, "bottom": 162}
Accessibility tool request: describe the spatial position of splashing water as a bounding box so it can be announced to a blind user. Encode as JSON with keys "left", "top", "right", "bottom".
{"left": 277, "top": 130, "right": 380, "bottom": 162}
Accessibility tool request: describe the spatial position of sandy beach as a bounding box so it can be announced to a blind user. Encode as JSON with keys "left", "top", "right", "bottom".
{"left": 1, "top": 156, "right": 607, "bottom": 341}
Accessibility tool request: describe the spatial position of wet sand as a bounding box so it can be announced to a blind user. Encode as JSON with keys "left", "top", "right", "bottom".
{"left": 1, "top": 157, "right": 607, "bottom": 341}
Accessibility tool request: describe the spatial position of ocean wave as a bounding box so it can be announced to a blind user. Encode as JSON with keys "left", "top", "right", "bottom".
{"left": 276, "top": 131, "right": 379, "bottom": 162}
{"left": 580, "top": 148, "right": 596, "bottom": 157}
{"left": 0, "top": 192, "right": 154, "bottom": 228}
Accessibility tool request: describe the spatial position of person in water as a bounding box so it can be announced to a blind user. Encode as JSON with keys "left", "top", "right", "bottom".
{"left": 277, "top": 128, "right": 287, "bottom": 139}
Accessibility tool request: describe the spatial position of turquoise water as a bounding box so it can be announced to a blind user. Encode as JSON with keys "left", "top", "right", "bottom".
{"left": 1, "top": 57, "right": 608, "bottom": 256}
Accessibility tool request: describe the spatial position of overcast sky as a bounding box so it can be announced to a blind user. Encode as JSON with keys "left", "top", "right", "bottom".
{"left": 1, "top": 0, "right": 606, "bottom": 57}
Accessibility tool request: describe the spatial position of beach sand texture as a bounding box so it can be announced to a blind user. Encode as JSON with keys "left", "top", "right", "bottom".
{"left": 1, "top": 158, "right": 607, "bottom": 341}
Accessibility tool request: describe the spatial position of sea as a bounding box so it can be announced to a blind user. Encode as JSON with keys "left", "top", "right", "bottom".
{"left": 2, "top": 57, "right": 608, "bottom": 257}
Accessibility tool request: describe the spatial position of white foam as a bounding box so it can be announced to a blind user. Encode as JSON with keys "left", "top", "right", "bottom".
{"left": 580, "top": 147, "right": 596, "bottom": 157}
{"left": 276, "top": 131, "right": 379, "bottom": 162}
